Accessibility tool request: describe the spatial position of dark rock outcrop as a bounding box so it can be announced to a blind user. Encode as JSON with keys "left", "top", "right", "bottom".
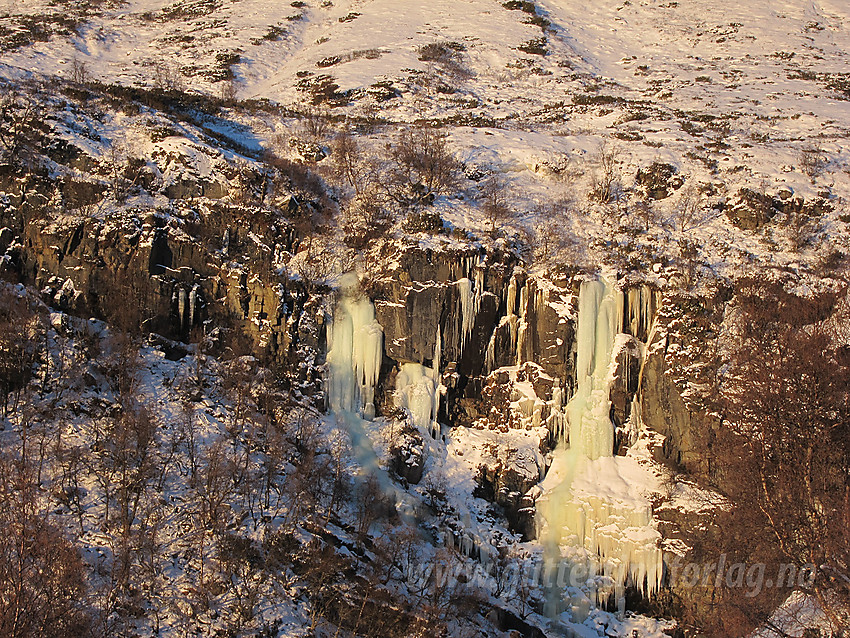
{"left": 720, "top": 187, "right": 832, "bottom": 230}
{"left": 636, "top": 161, "right": 684, "bottom": 200}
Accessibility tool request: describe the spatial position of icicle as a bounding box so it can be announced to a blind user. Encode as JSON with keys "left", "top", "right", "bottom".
{"left": 548, "top": 381, "right": 566, "bottom": 441}
{"left": 189, "top": 284, "right": 198, "bottom": 328}
{"left": 326, "top": 274, "right": 384, "bottom": 419}
{"left": 178, "top": 287, "right": 188, "bottom": 333}
{"left": 457, "top": 277, "right": 474, "bottom": 350}
{"left": 222, "top": 228, "right": 230, "bottom": 255}
{"left": 171, "top": 289, "right": 178, "bottom": 322}
{"left": 517, "top": 280, "right": 528, "bottom": 318}
{"left": 623, "top": 287, "right": 663, "bottom": 446}
{"left": 510, "top": 278, "right": 529, "bottom": 365}
{"left": 432, "top": 326, "right": 442, "bottom": 438}
{"left": 515, "top": 319, "right": 528, "bottom": 366}
{"left": 506, "top": 274, "right": 518, "bottom": 318}
{"left": 508, "top": 314, "right": 518, "bottom": 354}
{"left": 474, "top": 268, "right": 484, "bottom": 308}
{"left": 457, "top": 270, "right": 484, "bottom": 351}
{"left": 484, "top": 328, "right": 497, "bottom": 374}
{"left": 625, "top": 285, "right": 660, "bottom": 341}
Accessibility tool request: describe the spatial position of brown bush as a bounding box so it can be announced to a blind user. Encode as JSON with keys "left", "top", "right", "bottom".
{"left": 0, "top": 456, "right": 93, "bottom": 637}
{"left": 385, "top": 125, "right": 462, "bottom": 206}
{"left": 685, "top": 280, "right": 850, "bottom": 635}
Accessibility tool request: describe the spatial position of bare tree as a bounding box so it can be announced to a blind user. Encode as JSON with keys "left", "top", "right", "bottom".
{"left": 479, "top": 174, "right": 512, "bottom": 234}
{"left": 531, "top": 198, "right": 582, "bottom": 266}
{"left": 633, "top": 199, "right": 656, "bottom": 232}
{"left": 588, "top": 143, "right": 620, "bottom": 204}
{"left": 695, "top": 281, "right": 850, "bottom": 635}
{"left": 70, "top": 58, "right": 89, "bottom": 84}
{"left": 151, "top": 62, "right": 184, "bottom": 91}
{"left": 386, "top": 125, "right": 462, "bottom": 206}
{"left": 672, "top": 184, "right": 708, "bottom": 233}
{"left": 196, "top": 438, "right": 235, "bottom": 535}
{"left": 354, "top": 474, "right": 386, "bottom": 541}
{"left": 0, "top": 454, "right": 93, "bottom": 637}
{"left": 297, "top": 106, "right": 331, "bottom": 143}
{"left": 0, "top": 289, "right": 43, "bottom": 417}
{"left": 330, "top": 130, "right": 378, "bottom": 196}
{"left": 0, "top": 89, "right": 45, "bottom": 168}
{"left": 219, "top": 76, "right": 238, "bottom": 103}
{"left": 799, "top": 147, "right": 827, "bottom": 183}
{"left": 107, "top": 144, "right": 132, "bottom": 204}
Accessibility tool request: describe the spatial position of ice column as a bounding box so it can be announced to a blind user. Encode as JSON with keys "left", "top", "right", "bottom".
{"left": 395, "top": 328, "right": 443, "bottom": 438}
{"left": 623, "top": 285, "right": 661, "bottom": 447}
{"left": 456, "top": 268, "right": 484, "bottom": 351}
{"left": 326, "top": 274, "right": 384, "bottom": 419}
{"left": 541, "top": 278, "right": 663, "bottom": 615}
{"left": 189, "top": 284, "right": 199, "bottom": 328}
{"left": 563, "top": 279, "right": 623, "bottom": 459}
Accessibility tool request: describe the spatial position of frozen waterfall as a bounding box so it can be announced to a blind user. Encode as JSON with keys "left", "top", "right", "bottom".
{"left": 539, "top": 278, "right": 663, "bottom": 620}
{"left": 326, "top": 273, "right": 384, "bottom": 419}
{"left": 325, "top": 274, "right": 418, "bottom": 524}
{"left": 564, "top": 279, "right": 622, "bottom": 459}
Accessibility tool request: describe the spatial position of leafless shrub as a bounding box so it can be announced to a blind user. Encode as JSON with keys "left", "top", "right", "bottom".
{"left": 783, "top": 208, "right": 823, "bottom": 253}
{"left": 196, "top": 438, "right": 235, "bottom": 534}
{"left": 417, "top": 41, "right": 471, "bottom": 87}
{"left": 280, "top": 441, "right": 333, "bottom": 530}
{"left": 632, "top": 199, "right": 657, "bottom": 232}
{"left": 297, "top": 106, "right": 331, "bottom": 142}
{"left": 354, "top": 474, "right": 387, "bottom": 540}
{"left": 530, "top": 198, "right": 581, "bottom": 265}
{"left": 106, "top": 143, "right": 143, "bottom": 204}
{"left": 327, "top": 130, "right": 397, "bottom": 246}
{"left": 0, "top": 455, "right": 93, "bottom": 637}
{"left": 479, "top": 173, "right": 512, "bottom": 234}
{"left": 265, "top": 151, "right": 334, "bottom": 212}
{"left": 70, "top": 57, "right": 89, "bottom": 84}
{"left": 342, "top": 192, "right": 395, "bottom": 248}
{"left": 0, "top": 89, "right": 46, "bottom": 168}
{"left": 151, "top": 62, "right": 184, "bottom": 91}
{"left": 219, "top": 76, "right": 237, "bottom": 102}
{"left": 799, "top": 147, "right": 827, "bottom": 183}
{"left": 588, "top": 143, "right": 620, "bottom": 203}
{"left": 329, "top": 129, "right": 376, "bottom": 196}
{"left": 292, "top": 236, "right": 348, "bottom": 295}
{"left": 386, "top": 125, "right": 462, "bottom": 206}
{"left": 102, "top": 265, "right": 156, "bottom": 335}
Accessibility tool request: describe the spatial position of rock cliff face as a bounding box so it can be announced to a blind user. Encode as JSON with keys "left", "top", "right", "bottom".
{"left": 0, "top": 106, "right": 712, "bottom": 518}
{"left": 368, "top": 248, "right": 581, "bottom": 444}
{"left": 5, "top": 175, "right": 710, "bottom": 480}
{"left": 639, "top": 292, "right": 726, "bottom": 481}
{"left": 640, "top": 330, "right": 709, "bottom": 474}
{"left": 1, "top": 177, "right": 324, "bottom": 392}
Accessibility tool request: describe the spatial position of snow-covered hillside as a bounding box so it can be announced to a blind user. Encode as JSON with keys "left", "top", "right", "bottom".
{"left": 4, "top": 0, "right": 849, "bottom": 283}
{"left": 1, "top": 1, "right": 849, "bottom": 637}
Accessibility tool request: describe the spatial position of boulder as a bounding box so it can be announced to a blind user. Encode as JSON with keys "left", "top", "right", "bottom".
{"left": 725, "top": 188, "right": 778, "bottom": 230}
{"left": 636, "top": 161, "right": 684, "bottom": 200}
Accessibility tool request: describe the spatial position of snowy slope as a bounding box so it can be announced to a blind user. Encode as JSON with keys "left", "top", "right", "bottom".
{"left": 6, "top": 0, "right": 847, "bottom": 285}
